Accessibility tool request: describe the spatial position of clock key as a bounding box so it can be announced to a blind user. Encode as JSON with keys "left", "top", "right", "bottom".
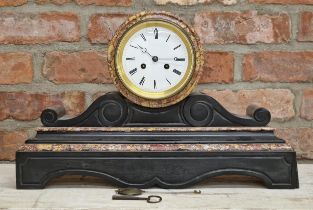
{"left": 112, "top": 195, "right": 162, "bottom": 204}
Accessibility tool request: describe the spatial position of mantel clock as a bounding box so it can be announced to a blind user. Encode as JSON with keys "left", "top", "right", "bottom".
{"left": 15, "top": 11, "right": 298, "bottom": 190}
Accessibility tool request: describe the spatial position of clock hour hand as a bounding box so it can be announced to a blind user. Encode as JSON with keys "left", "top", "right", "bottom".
{"left": 137, "top": 44, "right": 152, "bottom": 57}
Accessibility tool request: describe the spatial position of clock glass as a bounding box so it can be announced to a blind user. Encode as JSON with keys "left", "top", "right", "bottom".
{"left": 115, "top": 20, "right": 194, "bottom": 100}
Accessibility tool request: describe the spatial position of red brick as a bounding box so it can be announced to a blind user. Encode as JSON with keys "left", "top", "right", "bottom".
{"left": 36, "top": 0, "right": 71, "bottom": 4}
{"left": 0, "top": 92, "right": 85, "bottom": 121}
{"left": 298, "top": 12, "right": 313, "bottom": 42}
{"left": 75, "top": 0, "right": 131, "bottom": 6}
{"left": 0, "top": 12, "right": 79, "bottom": 44}
{"left": 243, "top": 52, "right": 313, "bottom": 82}
{"left": 0, "top": 130, "right": 28, "bottom": 160}
{"left": 301, "top": 89, "right": 313, "bottom": 120}
{"left": 275, "top": 128, "right": 313, "bottom": 159}
{"left": 154, "top": 0, "right": 237, "bottom": 5}
{"left": 0, "top": 52, "right": 33, "bottom": 84}
{"left": 201, "top": 89, "right": 295, "bottom": 120}
{"left": 43, "top": 51, "right": 111, "bottom": 84}
{"left": 36, "top": 0, "right": 132, "bottom": 5}
{"left": 88, "top": 14, "right": 128, "bottom": 43}
{"left": 0, "top": 0, "right": 27, "bottom": 6}
{"left": 199, "top": 52, "right": 234, "bottom": 84}
{"left": 250, "top": 0, "right": 313, "bottom": 4}
{"left": 194, "top": 11, "right": 290, "bottom": 44}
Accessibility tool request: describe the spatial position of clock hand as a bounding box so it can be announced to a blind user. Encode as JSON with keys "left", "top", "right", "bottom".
{"left": 136, "top": 44, "right": 158, "bottom": 62}
{"left": 158, "top": 58, "right": 173, "bottom": 60}
{"left": 137, "top": 44, "right": 152, "bottom": 57}
{"left": 145, "top": 50, "right": 153, "bottom": 57}
{"left": 158, "top": 57, "right": 185, "bottom": 61}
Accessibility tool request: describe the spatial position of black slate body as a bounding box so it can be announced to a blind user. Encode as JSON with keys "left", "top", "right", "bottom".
{"left": 16, "top": 92, "right": 299, "bottom": 189}
{"left": 40, "top": 92, "right": 271, "bottom": 127}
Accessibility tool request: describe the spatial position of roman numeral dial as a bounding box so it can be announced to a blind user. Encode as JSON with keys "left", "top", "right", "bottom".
{"left": 109, "top": 11, "right": 203, "bottom": 109}
{"left": 118, "top": 20, "right": 192, "bottom": 99}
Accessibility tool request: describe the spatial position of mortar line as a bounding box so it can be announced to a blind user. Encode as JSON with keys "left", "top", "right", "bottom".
{"left": 234, "top": 53, "right": 243, "bottom": 82}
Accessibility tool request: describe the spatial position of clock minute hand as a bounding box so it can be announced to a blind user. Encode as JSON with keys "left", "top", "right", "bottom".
{"left": 159, "top": 57, "right": 185, "bottom": 61}
{"left": 157, "top": 57, "right": 186, "bottom": 64}
{"left": 158, "top": 58, "right": 173, "bottom": 60}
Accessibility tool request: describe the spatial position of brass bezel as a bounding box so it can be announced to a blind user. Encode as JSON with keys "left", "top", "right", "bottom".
{"left": 108, "top": 12, "right": 204, "bottom": 108}
{"left": 115, "top": 20, "right": 195, "bottom": 100}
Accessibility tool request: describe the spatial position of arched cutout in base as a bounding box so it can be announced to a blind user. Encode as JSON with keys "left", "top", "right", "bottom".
{"left": 35, "top": 168, "right": 282, "bottom": 189}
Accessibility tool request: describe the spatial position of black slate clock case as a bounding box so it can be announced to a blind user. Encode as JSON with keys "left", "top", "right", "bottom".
{"left": 16, "top": 92, "right": 299, "bottom": 189}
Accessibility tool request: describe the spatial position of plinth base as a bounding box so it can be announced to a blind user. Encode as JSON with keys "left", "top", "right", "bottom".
{"left": 16, "top": 92, "right": 299, "bottom": 189}
{"left": 16, "top": 141, "right": 299, "bottom": 189}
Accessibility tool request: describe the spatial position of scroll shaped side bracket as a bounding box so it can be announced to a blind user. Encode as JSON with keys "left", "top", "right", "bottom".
{"left": 40, "top": 92, "right": 271, "bottom": 127}
{"left": 41, "top": 93, "right": 128, "bottom": 127}
{"left": 182, "top": 94, "right": 271, "bottom": 127}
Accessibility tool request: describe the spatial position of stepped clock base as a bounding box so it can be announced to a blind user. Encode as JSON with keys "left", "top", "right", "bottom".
{"left": 16, "top": 136, "right": 299, "bottom": 189}
{"left": 15, "top": 93, "right": 299, "bottom": 189}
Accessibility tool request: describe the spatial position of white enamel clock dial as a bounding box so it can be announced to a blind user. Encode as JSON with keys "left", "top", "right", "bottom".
{"left": 109, "top": 12, "right": 203, "bottom": 108}
{"left": 121, "top": 26, "right": 189, "bottom": 93}
{"left": 115, "top": 20, "right": 195, "bottom": 100}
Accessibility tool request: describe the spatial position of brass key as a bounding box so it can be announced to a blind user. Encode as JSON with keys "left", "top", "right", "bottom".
{"left": 112, "top": 195, "right": 162, "bottom": 203}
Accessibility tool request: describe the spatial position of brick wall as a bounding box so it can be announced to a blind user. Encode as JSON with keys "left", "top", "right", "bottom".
{"left": 0, "top": 0, "right": 312, "bottom": 160}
